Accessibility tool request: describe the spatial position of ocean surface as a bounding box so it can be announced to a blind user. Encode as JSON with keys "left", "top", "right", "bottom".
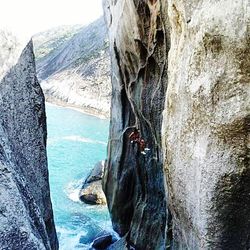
{"left": 46, "top": 103, "right": 112, "bottom": 249}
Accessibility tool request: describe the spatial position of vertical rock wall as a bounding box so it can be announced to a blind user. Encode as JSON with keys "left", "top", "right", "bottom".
{"left": 163, "top": 0, "right": 250, "bottom": 249}
{"left": 104, "top": 0, "right": 249, "bottom": 249}
{"left": 0, "top": 31, "right": 58, "bottom": 249}
{"left": 102, "top": 0, "right": 170, "bottom": 249}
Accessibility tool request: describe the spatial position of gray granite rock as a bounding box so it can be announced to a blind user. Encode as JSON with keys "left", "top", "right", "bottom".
{"left": 103, "top": 0, "right": 249, "bottom": 249}
{"left": 162, "top": 1, "right": 250, "bottom": 249}
{"left": 85, "top": 160, "right": 105, "bottom": 184}
{"left": 79, "top": 161, "right": 106, "bottom": 205}
{"left": 102, "top": 0, "right": 170, "bottom": 249}
{"left": 0, "top": 31, "right": 58, "bottom": 249}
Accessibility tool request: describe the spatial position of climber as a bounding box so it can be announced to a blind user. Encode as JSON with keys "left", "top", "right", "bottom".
{"left": 128, "top": 128, "right": 150, "bottom": 155}
{"left": 129, "top": 128, "right": 140, "bottom": 144}
{"left": 139, "top": 138, "right": 150, "bottom": 155}
{"left": 139, "top": 138, "right": 146, "bottom": 154}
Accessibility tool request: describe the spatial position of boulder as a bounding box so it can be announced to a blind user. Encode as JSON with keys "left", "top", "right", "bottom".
{"left": 79, "top": 161, "right": 107, "bottom": 205}
{"left": 79, "top": 229, "right": 107, "bottom": 245}
{"left": 92, "top": 234, "right": 113, "bottom": 249}
{"left": 106, "top": 236, "right": 128, "bottom": 250}
{"left": 79, "top": 180, "right": 106, "bottom": 205}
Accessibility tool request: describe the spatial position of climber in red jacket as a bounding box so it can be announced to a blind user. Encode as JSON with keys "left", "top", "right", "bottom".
{"left": 129, "top": 128, "right": 140, "bottom": 144}
{"left": 129, "top": 128, "right": 150, "bottom": 155}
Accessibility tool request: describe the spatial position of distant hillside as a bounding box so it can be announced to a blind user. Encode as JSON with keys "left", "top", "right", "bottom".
{"left": 33, "top": 17, "right": 111, "bottom": 117}
{"left": 34, "top": 25, "right": 82, "bottom": 62}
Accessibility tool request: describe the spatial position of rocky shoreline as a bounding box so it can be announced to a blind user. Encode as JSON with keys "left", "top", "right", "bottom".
{"left": 45, "top": 100, "right": 110, "bottom": 120}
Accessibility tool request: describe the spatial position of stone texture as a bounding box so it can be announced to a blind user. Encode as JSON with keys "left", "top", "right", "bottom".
{"left": 102, "top": 1, "right": 170, "bottom": 249}
{"left": 106, "top": 236, "right": 127, "bottom": 250}
{"left": 162, "top": 0, "right": 250, "bottom": 249}
{"left": 33, "top": 17, "right": 111, "bottom": 118}
{"left": 79, "top": 180, "right": 107, "bottom": 205}
{"left": 104, "top": 0, "right": 249, "bottom": 249}
{"left": 79, "top": 161, "right": 107, "bottom": 205}
{"left": 0, "top": 31, "right": 58, "bottom": 249}
{"left": 85, "top": 160, "right": 105, "bottom": 184}
{"left": 92, "top": 234, "right": 113, "bottom": 249}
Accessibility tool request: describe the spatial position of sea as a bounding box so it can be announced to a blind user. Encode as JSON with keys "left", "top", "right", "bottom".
{"left": 45, "top": 103, "right": 113, "bottom": 250}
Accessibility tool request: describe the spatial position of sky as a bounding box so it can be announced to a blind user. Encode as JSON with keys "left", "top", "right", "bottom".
{"left": 0, "top": 0, "right": 103, "bottom": 42}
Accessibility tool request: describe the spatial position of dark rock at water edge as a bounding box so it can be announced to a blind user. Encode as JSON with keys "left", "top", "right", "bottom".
{"left": 79, "top": 161, "right": 106, "bottom": 205}
{"left": 0, "top": 31, "right": 58, "bottom": 249}
{"left": 106, "top": 236, "right": 135, "bottom": 250}
{"left": 79, "top": 180, "right": 107, "bottom": 205}
{"left": 106, "top": 237, "right": 127, "bottom": 250}
{"left": 79, "top": 229, "right": 107, "bottom": 245}
{"left": 92, "top": 234, "right": 113, "bottom": 249}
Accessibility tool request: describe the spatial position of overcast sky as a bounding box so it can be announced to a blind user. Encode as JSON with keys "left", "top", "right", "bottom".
{"left": 0, "top": 0, "right": 103, "bottom": 41}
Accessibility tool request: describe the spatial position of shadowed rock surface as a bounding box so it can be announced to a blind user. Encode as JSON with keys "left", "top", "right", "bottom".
{"left": 33, "top": 17, "right": 111, "bottom": 117}
{"left": 106, "top": 236, "right": 127, "bottom": 250}
{"left": 92, "top": 234, "right": 113, "bottom": 249}
{"left": 102, "top": 1, "right": 170, "bottom": 249}
{"left": 0, "top": 31, "right": 58, "bottom": 249}
{"left": 103, "top": 0, "right": 249, "bottom": 249}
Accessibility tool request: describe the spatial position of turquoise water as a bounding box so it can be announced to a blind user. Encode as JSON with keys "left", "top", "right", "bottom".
{"left": 46, "top": 103, "right": 112, "bottom": 249}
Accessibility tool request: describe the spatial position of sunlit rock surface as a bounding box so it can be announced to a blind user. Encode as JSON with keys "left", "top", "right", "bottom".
{"left": 103, "top": 0, "right": 249, "bottom": 249}
{"left": 0, "top": 31, "right": 58, "bottom": 249}
{"left": 163, "top": 1, "right": 250, "bottom": 249}
{"left": 33, "top": 17, "right": 111, "bottom": 118}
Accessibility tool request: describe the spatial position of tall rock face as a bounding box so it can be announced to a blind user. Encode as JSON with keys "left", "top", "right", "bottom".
{"left": 104, "top": 0, "right": 249, "bottom": 249}
{"left": 33, "top": 18, "right": 111, "bottom": 117}
{"left": 102, "top": 1, "right": 170, "bottom": 249}
{"left": 163, "top": 1, "right": 250, "bottom": 249}
{"left": 0, "top": 31, "right": 58, "bottom": 249}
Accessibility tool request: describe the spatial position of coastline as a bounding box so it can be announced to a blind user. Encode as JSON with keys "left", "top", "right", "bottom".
{"left": 45, "top": 99, "right": 110, "bottom": 120}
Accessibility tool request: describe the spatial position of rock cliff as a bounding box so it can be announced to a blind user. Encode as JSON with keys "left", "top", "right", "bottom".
{"left": 163, "top": 1, "right": 250, "bottom": 249}
{"left": 0, "top": 31, "right": 58, "bottom": 249}
{"left": 102, "top": 1, "right": 170, "bottom": 249}
{"left": 103, "top": 0, "right": 249, "bottom": 249}
{"left": 33, "top": 18, "right": 111, "bottom": 117}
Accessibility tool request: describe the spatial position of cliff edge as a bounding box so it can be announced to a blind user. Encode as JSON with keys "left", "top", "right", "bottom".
{"left": 0, "top": 31, "right": 58, "bottom": 249}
